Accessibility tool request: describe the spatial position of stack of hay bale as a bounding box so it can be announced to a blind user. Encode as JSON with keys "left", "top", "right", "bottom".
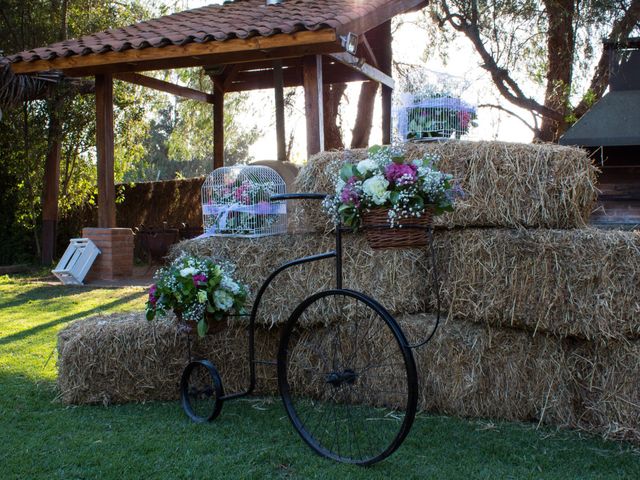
{"left": 57, "top": 140, "right": 640, "bottom": 444}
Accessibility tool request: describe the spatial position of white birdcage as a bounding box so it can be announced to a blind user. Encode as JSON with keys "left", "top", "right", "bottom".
{"left": 395, "top": 93, "right": 478, "bottom": 142}
{"left": 201, "top": 165, "right": 287, "bottom": 238}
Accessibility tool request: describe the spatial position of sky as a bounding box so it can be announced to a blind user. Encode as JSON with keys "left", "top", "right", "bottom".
{"left": 178, "top": 0, "right": 536, "bottom": 162}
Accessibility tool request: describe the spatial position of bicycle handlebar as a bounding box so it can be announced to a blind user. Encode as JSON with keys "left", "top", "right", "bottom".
{"left": 270, "top": 193, "right": 327, "bottom": 201}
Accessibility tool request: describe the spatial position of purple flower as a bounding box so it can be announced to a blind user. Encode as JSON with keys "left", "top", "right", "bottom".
{"left": 148, "top": 284, "right": 158, "bottom": 305}
{"left": 340, "top": 177, "right": 360, "bottom": 206}
{"left": 192, "top": 274, "right": 207, "bottom": 286}
{"left": 446, "top": 183, "right": 466, "bottom": 202}
{"left": 385, "top": 163, "right": 417, "bottom": 184}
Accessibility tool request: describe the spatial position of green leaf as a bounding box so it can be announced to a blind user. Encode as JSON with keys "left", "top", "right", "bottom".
{"left": 390, "top": 191, "right": 400, "bottom": 204}
{"left": 197, "top": 318, "right": 208, "bottom": 337}
{"left": 339, "top": 164, "right": 356, "bottom": 181}
{"left": 367, "top": 145, "right": 381, "bottom": 155}
{"left": 146, "top": 309, "right": 155, "bottom": 321}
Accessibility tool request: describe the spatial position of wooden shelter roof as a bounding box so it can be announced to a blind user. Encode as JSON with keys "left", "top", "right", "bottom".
{"left": 8, "top": 0, "right": 426, "bottom": 75}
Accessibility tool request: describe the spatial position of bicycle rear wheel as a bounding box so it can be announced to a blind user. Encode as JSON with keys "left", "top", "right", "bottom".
{"left": 278, "top": 289, "right": 418, "bottom": 465}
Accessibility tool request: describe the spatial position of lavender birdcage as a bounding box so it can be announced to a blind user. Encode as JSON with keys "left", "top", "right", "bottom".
{"left": 201, "top": 166, "right": 287, "bottom": 237}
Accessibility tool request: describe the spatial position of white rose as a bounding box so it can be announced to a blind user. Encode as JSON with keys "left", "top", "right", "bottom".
{"left": 179, "top": 267, "right": 197, "bottom": 277}
{"left": 213, "top": 290, "right": 234, "bottom": 311}
{"left": 362, "top": 176, "right": 390, "bottom": 205}
{"left": 356, "top": 159, "right": 378, "bottom": 175}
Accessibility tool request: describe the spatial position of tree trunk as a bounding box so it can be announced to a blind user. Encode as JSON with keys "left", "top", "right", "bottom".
{"left": 351, "top": 81, "right": 379, "bottom": 148}
{"left": 537, "top": 0, "right": 576, "bottom": 142}
{"left": 323, "top": 83, "right": 347, "bottom": 150}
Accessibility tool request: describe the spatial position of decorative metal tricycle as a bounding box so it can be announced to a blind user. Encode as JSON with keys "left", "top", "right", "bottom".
{"left": 180, "top": 193, "right": 440, "bottom": 466}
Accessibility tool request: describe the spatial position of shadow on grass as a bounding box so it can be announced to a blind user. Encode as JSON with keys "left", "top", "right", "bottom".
{"left": 0, "top": 291, "right": 142, "bottom": 347}
{"left": 0, "top": 283, "right": 87, "bottom": 310}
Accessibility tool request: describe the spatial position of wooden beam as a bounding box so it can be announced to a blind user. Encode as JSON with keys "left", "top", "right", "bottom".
{"left": 41, "top": 96, "right": 63, "bottom": 265}
{"left": 96, "top": 73, "right": 116, "bottom": 228}
{"left": 213, "top": 88, "right": 224, "bottom": 170}
{"left": 360, "top": 34, "right": 379, "bottom": 68}
{"left": 303, "top": 55, "right": 324, "bottom": 157}
{"left": 328, "top": 52, "right": 394, "bottom": 89}
{"left": 376, "top": 21, "right": 393, "bottom": 145}
{"left": 222, "top": 64, "right": 242, "bottom": 91}
{"left": 114, "top": 72, "right": 215, "bottom": 103}
{"left": 225, "top": 62, "right": 366, "bottom": 92}
{"left": 274, "top": 60, "right": 286, "bottom": 162}
{"left": 11, "top": 29, "right": 340, "bottom": 75}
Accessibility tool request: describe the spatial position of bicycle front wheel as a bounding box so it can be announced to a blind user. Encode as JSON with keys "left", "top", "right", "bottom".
{"left": 278, "top": 289, "right": 418, "bottom": 466}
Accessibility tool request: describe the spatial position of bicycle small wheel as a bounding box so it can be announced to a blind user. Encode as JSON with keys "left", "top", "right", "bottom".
{"left": 278, "top": 289, "right": 418, "bottom": 466}
{"left": 180, "top": 359, "right": 224, "bottom": 423}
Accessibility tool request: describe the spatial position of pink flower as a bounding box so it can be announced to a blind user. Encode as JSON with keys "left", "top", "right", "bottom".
{"left": 458, "top": 111, "right": 471, "bottom": 129}
{"left": 192, "top": 274, "right": 207, "bottom": 286}
{"left": 385, "top": 163, "right": 417, "bottom": 184}
{"left": 148, "top": 284, "right": 158, "bottom": 305}
{"left": 233, "top": 186, "right": 247, "bottom": 201}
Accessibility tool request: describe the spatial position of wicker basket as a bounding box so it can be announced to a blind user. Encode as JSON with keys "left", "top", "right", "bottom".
{"left": 175, "top": 310, "right": 227, "bottom": 336}
{"left": 361, "top": 207, "right": 433, "bottom": 249}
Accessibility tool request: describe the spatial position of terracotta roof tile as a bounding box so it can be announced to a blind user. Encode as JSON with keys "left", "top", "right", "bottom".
{"left": 8, "top": 0, "right": 408, "bottom": 64}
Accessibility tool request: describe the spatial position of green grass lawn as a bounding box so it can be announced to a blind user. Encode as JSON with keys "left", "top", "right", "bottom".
{"left": 0, "top": 273, "right": 638, "bottom": 479}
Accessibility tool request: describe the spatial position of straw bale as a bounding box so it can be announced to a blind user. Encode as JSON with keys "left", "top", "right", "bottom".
{"left": 57, "top": 312, "right": 639, "bottom": 443}
{"left": 173, "top": 227, "right": 640, "bottom": 340}
{"left": 170, "top": 233, "right": 429, "bottom": 328}
{"left": 290, "top": 141, "right": 598, "bottom": 232}
{"left": 57, "top": 313, "right": 279, "bottom": 405}
{"left": 565, "top": 338, "right": 640, "bottom": 443}
{"left": 408, "top": 314, "right": 574, "bottom": 425}
{"left": 435, "top": 228, "right": 640, "bottom": 341}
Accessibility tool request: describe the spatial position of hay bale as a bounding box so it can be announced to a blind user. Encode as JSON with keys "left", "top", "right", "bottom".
{"left": 57, "top": 313, "right": 279, "bottom": 405}
{"left": 399, "top": 314, "right": 573, "bottom": 426}
{"left": 290, "top": 141, "right": 598, "bottom": 231}
{"left": 565, "top": 338, "right": 640, "bottom": 443}
{"left": 57, "top": 311, "right": 639, "bottom": 443}
{"left": 173, "top": 227, "right": 640, "bottom": 340}
{"left": 170, "top": 233, "right": 429, "bottom": 328}
{"left": 435, "top": 228, "right": 640, "bottom": 341}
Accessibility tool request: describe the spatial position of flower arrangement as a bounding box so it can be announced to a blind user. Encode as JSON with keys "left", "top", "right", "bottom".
{"left": 146, "top": 254, "right": 248, "bottom": 337}
{"left": 203, "top": 177, "right": 283, "bottom": 235}
{"left": 323, "top": 145, "right": 463, "bottom": 230}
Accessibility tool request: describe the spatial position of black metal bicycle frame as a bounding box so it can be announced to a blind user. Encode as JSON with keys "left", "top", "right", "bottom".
{"left": 218, "top": 192, "right": 440, "bottom": 401}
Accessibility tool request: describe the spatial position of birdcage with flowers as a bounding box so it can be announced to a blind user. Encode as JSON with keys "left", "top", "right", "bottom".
{"left": 396, "top": 92, "right": 478, "bottom": 141}
{"left": 201, "top": 166, "right": 287, "bottom": 237}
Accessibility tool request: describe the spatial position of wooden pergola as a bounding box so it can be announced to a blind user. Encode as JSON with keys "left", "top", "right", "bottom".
{"left": 7, "top": 0, "right": 427, "bottom": 268}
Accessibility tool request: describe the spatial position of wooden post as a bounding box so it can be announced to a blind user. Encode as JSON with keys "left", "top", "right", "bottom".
{"left": 273, "top": 60, "right": 286, "bottom": 162}
{"left": 41, "top": 96, "right": 63, "bottom": 264}
{"left": 379, "top": 21, "right": 393, "bottom": 145}
{"left": 303, "top": 55, "right": 324, "bottom": 157}
{"left": 95, "top": 73, "right": 116, "bottom": 228}
{"left": 213, "top": 88, "right": 224, "bottom": 169}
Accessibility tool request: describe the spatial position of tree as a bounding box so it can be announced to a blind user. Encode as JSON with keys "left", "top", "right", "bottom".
{"left": 131, "top": 68, "right": 263, "bottom": 181}
{"left": 0, "top": 0, "right": 152, "bottom": 263}
{"left": 427, "top": 0, "right": 640, "bottom": 141}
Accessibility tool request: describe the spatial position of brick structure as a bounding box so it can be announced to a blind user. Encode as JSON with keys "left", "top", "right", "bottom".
{"left": 82, "top": 228, "right": 134, "bottom": 281}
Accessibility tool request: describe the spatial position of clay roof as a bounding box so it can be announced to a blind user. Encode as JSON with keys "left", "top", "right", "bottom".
{"left": 8, "top": 0, "right": 424, "bottom": 65}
